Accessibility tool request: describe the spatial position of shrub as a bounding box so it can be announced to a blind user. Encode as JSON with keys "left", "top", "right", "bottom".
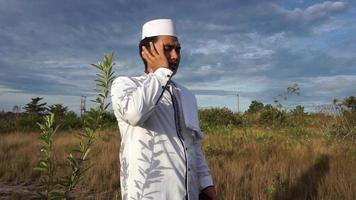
{"left": 246, "top": 100, "right": 264, "bottom": 114}
{"left": 326, "top": 111, "right": 356, "bottom": 140}
{"left": 341, "top": 96, "right": 356, "bottom": 112}
{"left": 289, "top": 125, "right": 310, "bottom": 141}
{"left": 199, "top": 107, "right": 243, "bottom": 131}
{"left": 61, "top": 111, "right": 82, "bottom": 130}
{"left": 101, "top": 111, "right": 118, "bottom": 129}
{"left": 318, "top": 103, "right": 356, "bottom": 141}
{"left": 82, "top": 110, "right": 118, "bottom": 130}
{"left": 287, "top": 105, "right": 307, "bottom": 127}
{"left": 16, "top": 114, "right": 44, "bottom": 132}
{"left": 0, "top": 116, "right": 17, "bottom": 133}
{"left": 260, "top": 104, "right": 287, "bottom": 127}
{"left": 34, "top": 52, "right": 116, "bottom": 199}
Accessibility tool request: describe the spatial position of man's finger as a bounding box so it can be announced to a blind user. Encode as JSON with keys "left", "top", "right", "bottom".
{"left": 157, "top": 40, "right": 164, "bottom": 55}
{"left": 149, "top": 42, "right": 159, "bottom": 56}
{"left": 142, "top": 48, "right": 153, "bottom": 62}
{"left": 142, "top": 46, "right": 153, "bottom": 60}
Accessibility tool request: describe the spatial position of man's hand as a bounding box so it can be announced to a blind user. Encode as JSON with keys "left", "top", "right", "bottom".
{"left": 201, "top": 186, "right": 217, "bottom": 200}
{"left": 141, "top": 41, "right": 169, "bottom": 73}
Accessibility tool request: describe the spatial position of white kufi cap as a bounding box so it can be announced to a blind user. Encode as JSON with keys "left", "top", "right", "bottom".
{"left": 141, "top": 19, "right": 177, "bottom": 40}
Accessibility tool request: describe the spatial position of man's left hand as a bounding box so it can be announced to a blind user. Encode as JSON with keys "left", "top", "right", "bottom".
{"left": 201, "top": 186, "right": 217, "bottom": 200}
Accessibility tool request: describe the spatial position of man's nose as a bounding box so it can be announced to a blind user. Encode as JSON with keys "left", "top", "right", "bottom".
{"left": 170, "top": 49, "right": 179, "bottom": 60}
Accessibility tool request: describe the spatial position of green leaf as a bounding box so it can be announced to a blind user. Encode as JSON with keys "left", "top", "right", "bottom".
{"left": 82, "top": 148, "right": 91, "bottom": 160}
{"left": 79, "top": 141, "right": 85, "bottom": 152}
{"left": 104, "top": 103, "right": 111, "bottom": 110}
{"left": 33, "top": 167, "right": 47, "bottom": 172}
{"left": 91, "top": 63, "right": 101, "bottom": 70}
{"left": 39, "top": 161, "right": 48, "bottom": 167}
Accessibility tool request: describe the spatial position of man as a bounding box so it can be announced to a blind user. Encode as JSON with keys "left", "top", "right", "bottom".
{"left": 111, "top": 19, "right": 217, "bottom": 200}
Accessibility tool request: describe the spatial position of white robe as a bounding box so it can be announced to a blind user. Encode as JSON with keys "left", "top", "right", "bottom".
{"left": 111, "top": 68, "right": 213, "bottom": 200}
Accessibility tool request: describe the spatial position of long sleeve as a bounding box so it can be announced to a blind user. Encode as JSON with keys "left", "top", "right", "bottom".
{"left": 111, "top": 67, "right": 173, "bottom": 126}
{"left": 194, "top": 138, "right": 214, "bottom": 190}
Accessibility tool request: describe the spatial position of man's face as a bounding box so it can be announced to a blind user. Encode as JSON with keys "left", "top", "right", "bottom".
{"left": 155, "top": 36, "right": 181, "bottom": 73}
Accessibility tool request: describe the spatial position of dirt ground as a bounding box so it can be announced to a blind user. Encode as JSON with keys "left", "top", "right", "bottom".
{"left": 0, "top": 183, "right": 117, "bottom": 200}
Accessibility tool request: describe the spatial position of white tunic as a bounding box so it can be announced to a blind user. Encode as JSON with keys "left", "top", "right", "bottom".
{"left": 111, "top": 68, "right": 213, "bottom": 200}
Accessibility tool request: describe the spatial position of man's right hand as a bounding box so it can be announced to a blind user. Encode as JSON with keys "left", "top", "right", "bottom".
{"left": 141, "top": 41, "right": 169, "bottom": 73}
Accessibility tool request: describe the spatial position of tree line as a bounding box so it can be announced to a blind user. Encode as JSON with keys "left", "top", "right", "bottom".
{"left": 1, "top": 95, "right": 354, "bottom": 135}
{"left": 0, "top": 97, "right": 117, "bottom": 133}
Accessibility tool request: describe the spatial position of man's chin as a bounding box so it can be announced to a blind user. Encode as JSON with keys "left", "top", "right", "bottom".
{"left": 169, "top": 66, "right": 179, "bottom": 74}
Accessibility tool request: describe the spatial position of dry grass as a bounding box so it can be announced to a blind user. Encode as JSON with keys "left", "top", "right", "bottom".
{"left": 204, "top": 128, "right": 356, "bottom": 199}
{"left": 0, "top": 127, "right": 355, "bottom": 199}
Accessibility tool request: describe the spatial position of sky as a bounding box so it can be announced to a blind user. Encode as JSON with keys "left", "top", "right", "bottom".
{"left": 0, "top": 0, "right": 355, "bottom": 113}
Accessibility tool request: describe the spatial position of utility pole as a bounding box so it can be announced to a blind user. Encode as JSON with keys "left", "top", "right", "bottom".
{"left": 80, "top": 95, "right": 86, "bottom": 117}
{"left": 237, "top": 93, "right": 240, "bottom": 113}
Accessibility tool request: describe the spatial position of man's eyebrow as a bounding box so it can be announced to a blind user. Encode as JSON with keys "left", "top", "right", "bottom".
{"left": 164, "top": 44, "right": 181, "bottom": 48}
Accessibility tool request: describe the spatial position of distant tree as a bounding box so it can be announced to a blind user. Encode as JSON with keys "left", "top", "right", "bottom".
{"left": 291, "top": 105, "right": 305, "bottom": 115}
{"left": 264, "top": 104, "right": 274, "bottom": 110}
{"left": 247, "top": 100, "right": 264, "bottom": 113}
{"left": 23, "top": 97, "right": 47, "bottom": 116}
{"left": 62, "top": 111, "right": 82, "bottom": 129}
{"left": 341, "top": 96, "right": 356, "bottom": 112}
{"left": 48, "top": 104, "right": 69, "bottom": 128}
{"left": 48, "top": 104, "right": 68, "bottom": 117}
{"left": 19, "top": 97, "right": 48, "bottom": 130}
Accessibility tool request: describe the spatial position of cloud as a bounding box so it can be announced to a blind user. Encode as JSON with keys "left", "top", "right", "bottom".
{"left": 0, "top": 85, "right": 22, "bottom": 93}
{"left": 298, "top": 75, "right": 356, "bottom": 94}
{"left": 270, "top": 1, "right": 348, "bottom": 35}
{"left": 177, "top": 1, "right": 348, "bottom": 38}
{"left": 0, "top": 0, "right": 355, "bottom": 112}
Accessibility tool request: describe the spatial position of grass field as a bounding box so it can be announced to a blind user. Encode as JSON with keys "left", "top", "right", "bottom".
{"left": 0, "top": 124, "right": 355, "bottom": 199}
